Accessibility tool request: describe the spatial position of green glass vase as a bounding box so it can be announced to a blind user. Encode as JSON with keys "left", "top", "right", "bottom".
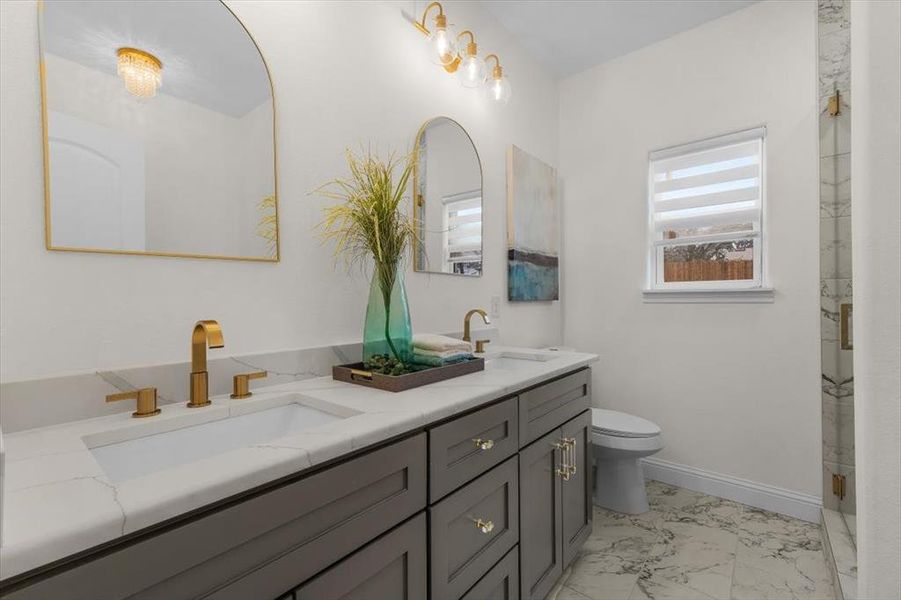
{"left": 363, "top": 263, "right": 412, "bottom": 365}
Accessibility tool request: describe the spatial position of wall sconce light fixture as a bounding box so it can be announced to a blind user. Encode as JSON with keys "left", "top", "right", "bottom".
{"left": 449, "top": 31, "right": 486, "bottom": 88}
{"left": 116, "top": 47, "right": 162, "bottom": 98}
{"left": 414, "top": 1, "right": 458, "bottom": 67}
{"left": 484, "top": 54, "right": 511, "bottom": 104}
{"left": 411, "top": 2, "right": 511, "bottom": 104}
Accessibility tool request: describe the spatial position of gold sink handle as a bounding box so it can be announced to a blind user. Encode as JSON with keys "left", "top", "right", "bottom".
{"left": 107, "top": 387, "right": 161, "bottom": 418}
{"left": 475, "top": 339, "right": 490, "bottom": 353}
{"left": 231, "top": 371, "right": 268, "bottom": 399}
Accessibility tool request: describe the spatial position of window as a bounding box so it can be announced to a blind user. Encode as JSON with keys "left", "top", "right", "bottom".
{"left": 443, "top": 191, "right": 482, "bottom": 275}
{"left": 647, "top": 127, "right": 766, "bottom": 292}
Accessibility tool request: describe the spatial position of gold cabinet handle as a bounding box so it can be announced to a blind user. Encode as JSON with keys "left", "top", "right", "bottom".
{"left": 840, "top": 303, "right": 853, "bottom": 350}
{"left": 473, "top": 438, "right": 495, "bottom": 451}
{"left": 231, "top": 371, "right": 268, "bottom": 399}
{"left": 472, "top": 518, "right": 494, "bottom": 534}
{"left": 554, "top": 441, "right": 571, "bottom": 480}
{"left": 475, "top": 339, "right": 490, "bottom": 353}
{"left": 565, "top": 437, "right": 577, "bottom": 478}
{"left": 107, "top": 387, "right": 161, "bottom": 418}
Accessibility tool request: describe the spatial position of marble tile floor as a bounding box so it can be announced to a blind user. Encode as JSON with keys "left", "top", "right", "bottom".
{"left": 553, "top": 481, "right": 835, "bottom": 600}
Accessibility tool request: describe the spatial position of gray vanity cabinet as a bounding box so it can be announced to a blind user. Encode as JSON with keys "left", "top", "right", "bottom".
{"left": 519, "top": 411, "right": 592, "bottom": 599}
{"left": 1, "top": 367, "right": 594, "bottom": 600}
{"left": 292, "top": 512, "right": 427, "bottom": 600}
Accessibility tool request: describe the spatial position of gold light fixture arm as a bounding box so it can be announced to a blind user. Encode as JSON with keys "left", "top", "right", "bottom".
{"left": 415, "top": 1, "right": 445, "bottom": 36}
{"left": 457, "top": 30, "right": 475, "bottom": 47}
{"left": 444, "top": 30, "right": 476, "bottom": 73}
{"left": 485, "top": 53, "right": 503, "bottom": 79}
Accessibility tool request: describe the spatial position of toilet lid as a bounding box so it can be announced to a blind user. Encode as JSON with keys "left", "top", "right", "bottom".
{"left": 591, "top": 408, "right": 660, "bottom": 438}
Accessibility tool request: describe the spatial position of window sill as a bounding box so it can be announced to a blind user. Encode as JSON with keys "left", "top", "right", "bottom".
{"left": 641, "top": 287, "right": 775, "bottom": 304}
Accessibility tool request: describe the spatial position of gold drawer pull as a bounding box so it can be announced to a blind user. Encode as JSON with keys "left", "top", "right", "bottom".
{"left": 473, "top": 438, "right": 495, "bottom": 451}
{"left": 472, "top": 518, "right": 494, "bottom": 534}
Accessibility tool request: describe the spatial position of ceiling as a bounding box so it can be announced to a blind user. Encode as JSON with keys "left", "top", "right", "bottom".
{"left": 480, "top": 0, "right": 759, "bottom": 78}
{"left": 42, "top": 0, "right": 272, "bottom": 117}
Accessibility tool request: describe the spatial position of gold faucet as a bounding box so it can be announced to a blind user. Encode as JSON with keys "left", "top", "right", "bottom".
{"left": 462, "top": 308, "right": 490, "bottom": 343}
{"left": 188, "top": 320, "right": 224, "bottom": 408}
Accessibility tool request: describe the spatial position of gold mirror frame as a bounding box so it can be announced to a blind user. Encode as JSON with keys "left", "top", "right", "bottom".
{"left": 37, "top": 0, "right": 280, "bottom": 262}
{"left": 412, "top": 116, "right": 483, "bottom": 276}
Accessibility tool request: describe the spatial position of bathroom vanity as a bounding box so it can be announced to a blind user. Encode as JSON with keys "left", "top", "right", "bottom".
{"left": 0, "top": 350, "right": 596, "bottom": 600}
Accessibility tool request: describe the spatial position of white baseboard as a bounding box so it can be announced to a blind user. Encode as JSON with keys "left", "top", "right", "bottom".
{"left": 641, "top": 457, "right": 822, "bottom": 523}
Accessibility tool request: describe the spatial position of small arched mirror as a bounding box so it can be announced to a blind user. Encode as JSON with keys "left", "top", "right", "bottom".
{"left": 39, "top": 0, "right": 277, "bottom": 261}
{"left": 413, "top": 117, "right": 482, "bottom": 276}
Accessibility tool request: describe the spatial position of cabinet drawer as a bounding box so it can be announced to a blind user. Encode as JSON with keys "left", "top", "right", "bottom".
{"left": 519, "top": 369, "right": 590, "bottom": 447}
{"left": 429, "top": 397, "right": 518, "bottom": 501}
{"left": 293, "top": 513, "right": 427, "bottom": 600}
{"left": 430, "top": 456, "right": 519, "bottom": 600}
{"left": 460, "top": 545, "right": 519, "bottom": 600}
{"left": 3, "top": 434, "right": 427, "bottom": 600}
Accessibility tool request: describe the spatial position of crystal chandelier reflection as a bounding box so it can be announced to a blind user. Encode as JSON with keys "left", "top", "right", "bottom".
{"left": 116, "top": 47, "right": 162, "bottom": 98}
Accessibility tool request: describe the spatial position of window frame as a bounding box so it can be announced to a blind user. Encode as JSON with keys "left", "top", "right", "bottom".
{"left": 442, "top": 189, "right": 482, "bottom": 274}
{"left": 645, "top": 127, "right": 769, "bottom": 295}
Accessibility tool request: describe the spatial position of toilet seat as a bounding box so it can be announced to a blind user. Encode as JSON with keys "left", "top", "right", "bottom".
{"left": 591, "top": 408, "right": 660, "bottom": 438}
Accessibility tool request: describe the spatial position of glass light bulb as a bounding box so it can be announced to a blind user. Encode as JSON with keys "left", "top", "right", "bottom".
{"left": 458, "top": 54, "right": 486, "bottom": 88}
{"left": 486, "top": 74, "right": 512, "bottom": 104}
{"left": 427, "top": 25, "right": 458, "bottom": 66}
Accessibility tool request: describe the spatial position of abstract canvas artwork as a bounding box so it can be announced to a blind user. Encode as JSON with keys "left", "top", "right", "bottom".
{"left": 506, "top": 145, "right": 559, "bottom": 301}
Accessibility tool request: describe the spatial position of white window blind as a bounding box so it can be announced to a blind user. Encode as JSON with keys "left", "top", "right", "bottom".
{"left": 443, "top": 192, "right": 482, "bottom": 269}
{"left": 647, "top": 127, "right": 766, "bottom": 290}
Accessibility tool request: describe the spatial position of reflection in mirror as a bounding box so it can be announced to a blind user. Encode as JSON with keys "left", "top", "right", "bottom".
{"left": 40, "top": 0, "right": 278, "bottom": 261}
{"left": 413, "top": 117, "right": 482, "bottom": 276}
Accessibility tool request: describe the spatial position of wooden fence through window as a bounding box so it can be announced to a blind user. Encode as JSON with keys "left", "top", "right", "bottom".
{"left": 664, "top": 260, "right": 753, "bottom": 282}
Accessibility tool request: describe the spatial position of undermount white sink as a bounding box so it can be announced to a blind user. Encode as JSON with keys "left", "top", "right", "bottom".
{"left": 481, "top": 350, "right": 556, "bottom": 363}
{"left": 87, "top": 403, "right": 348, "bottom": 483}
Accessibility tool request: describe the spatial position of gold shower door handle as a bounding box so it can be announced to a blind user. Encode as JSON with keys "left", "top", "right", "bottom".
{"left": 840, "top": 303, "right": 853, "bottom": 350}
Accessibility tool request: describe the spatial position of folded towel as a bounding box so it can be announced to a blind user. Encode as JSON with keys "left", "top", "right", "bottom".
{"left": 411, "top": 351, "right": 473, "bottom": 367}
{"left": 412, "top": 333, "right": 472, "bottom": 353}
{"left": 414, "top": 347, "right": 474, "bottom": 359}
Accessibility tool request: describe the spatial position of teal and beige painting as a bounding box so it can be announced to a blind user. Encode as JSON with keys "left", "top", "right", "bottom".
{"left": 506, "top": 145, "right": 559, "bottom": 301}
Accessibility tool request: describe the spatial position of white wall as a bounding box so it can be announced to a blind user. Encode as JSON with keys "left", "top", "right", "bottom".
{"left": 850, "top": 1, "right": 901, "bottom": 596}
{"left": 0, "top": 0, "right": 561, "bottom": 382}
{"left": 559, "top": 0, "right": 822, "bottom": 496}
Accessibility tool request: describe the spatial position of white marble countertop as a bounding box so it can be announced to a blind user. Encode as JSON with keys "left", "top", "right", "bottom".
{"left": 0, "top": 347, "right": 597, "bottom": 580}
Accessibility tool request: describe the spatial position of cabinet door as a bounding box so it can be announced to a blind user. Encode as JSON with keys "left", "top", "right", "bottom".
{"left": 518, "top": 428, "right": 563, "bottom": 600}
{"left": 293, "top": 513, "right": 427, "bottom": 600}
{"left": 561, "top": 410, "right": 593, "bottom": 568}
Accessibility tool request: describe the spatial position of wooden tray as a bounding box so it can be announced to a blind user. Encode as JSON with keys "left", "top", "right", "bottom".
{"left": 333, "top": 357, "right": 485, "bottom": 392}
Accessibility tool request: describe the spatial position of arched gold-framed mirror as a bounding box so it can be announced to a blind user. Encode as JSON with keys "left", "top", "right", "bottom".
{"left": 413, "top": 116, "right": 483, "bottom": 276}
{"left": 38, "top": 0, "right": 279, "bottom": 261}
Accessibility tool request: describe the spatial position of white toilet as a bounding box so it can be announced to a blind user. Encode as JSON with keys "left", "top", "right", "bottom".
{"left": 591, "top": 408, "right": 663, "bottom": 514}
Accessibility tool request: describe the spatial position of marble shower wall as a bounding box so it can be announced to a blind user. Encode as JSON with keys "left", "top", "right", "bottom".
{"left": 818, "top": 0, "right": 854, "bottom": 514}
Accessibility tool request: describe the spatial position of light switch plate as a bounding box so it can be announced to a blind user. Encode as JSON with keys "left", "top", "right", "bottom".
{"left": 490, "top": 296, "right": 500, "bottom": 319}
